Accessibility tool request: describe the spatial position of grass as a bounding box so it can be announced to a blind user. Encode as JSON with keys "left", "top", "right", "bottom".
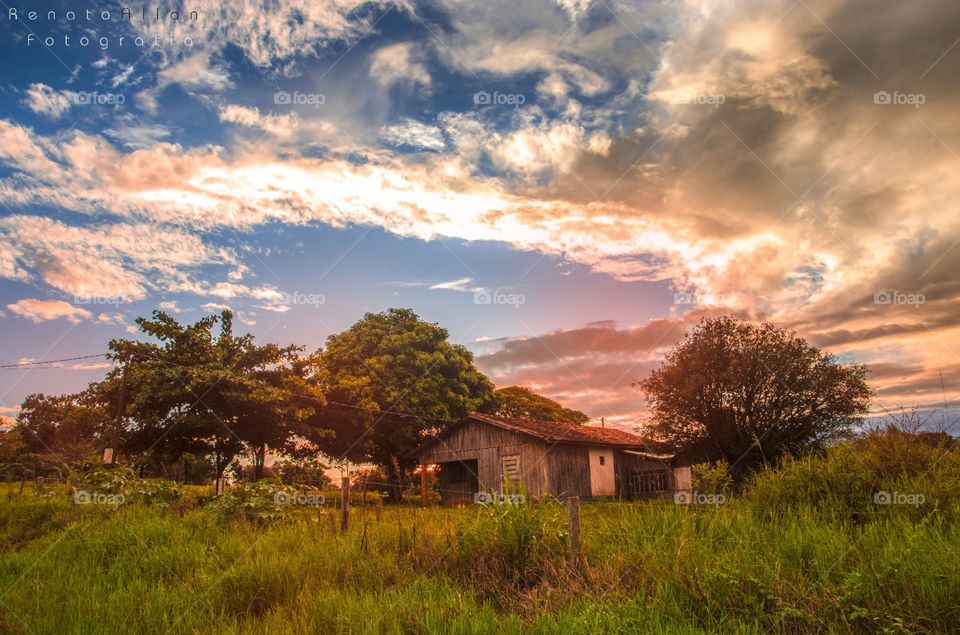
{"left": 0, "top": 478, "right": 957, "bottom": 634}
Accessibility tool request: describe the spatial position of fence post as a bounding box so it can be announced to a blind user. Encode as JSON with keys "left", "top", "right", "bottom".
{"left": 420, "top": 466, "right": 429, "bottom": 506}
{"left": 341, "top": 476, "right": 350, "bottom": 532}
{"left": 215, "top": 477, "right": 227, "bottom": 496}
{"left": 35, "top": 476, "right": 44, "bottom": 493}
{"left": 567, "top": 496, "right": 581, "bottom": 566}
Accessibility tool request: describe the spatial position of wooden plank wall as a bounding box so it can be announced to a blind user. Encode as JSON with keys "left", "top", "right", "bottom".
{"left": 546, "top": 444, "right": 591, "bottom": 498}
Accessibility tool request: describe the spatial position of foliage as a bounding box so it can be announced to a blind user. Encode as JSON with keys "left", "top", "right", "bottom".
{"left": 100, "top": 310, "right": 326, "bottom": 479}
{"left": 204, "top": 480, "right": 315, "bottom": 523}
{"left": 14, "top": 391, "right": 106, "bottom": 471}
{"left": 311, "top": 308, "right": 495, "bottom": 500}
{"left": 76, "top": 466, "right": 137, "bottom": 495}
{"left": 273, "top": 456, "right": 330, "bottom": 487}
{"left": 691, "top": 459, "right": 734, "bottom": 495}
{"left": 637, "top": 316, "right": 871, "bottom": 480}
{"left": 130, "top": 479, "right": 183, "bottom": 507}
{"left": 492, "top": 386, "right": 589, "bottom": 424}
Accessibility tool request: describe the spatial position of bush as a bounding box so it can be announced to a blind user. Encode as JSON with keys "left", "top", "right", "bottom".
{"left": 205, "top": 480, "right": 326, "bottom": 523}
{"left": 691, "top": 460, "right": 733, "bottom": 495}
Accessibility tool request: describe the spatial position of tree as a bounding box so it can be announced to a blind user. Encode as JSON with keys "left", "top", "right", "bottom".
{"left": 15, "top": 391, "right": 106, "bottom": 472}
{"left": 312, "top": 308, "right": 495, "bottom": 501}
{"left": 636, "top": 316, "right": 871, "bottom": 480}
{"left": 104, "top": 310, "right": 325, "bottom": 479}
{"left": 493, "top": 386, "right": 589, "bottom": 424}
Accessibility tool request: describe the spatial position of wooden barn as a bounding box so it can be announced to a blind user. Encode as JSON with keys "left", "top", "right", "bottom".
{"left": 413, "top": 413, "right": 691, "bottom": 504}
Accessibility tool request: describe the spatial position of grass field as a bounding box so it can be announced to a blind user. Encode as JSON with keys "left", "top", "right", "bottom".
{"left": 0, "top": 467, "right": 958, "bottom": 634}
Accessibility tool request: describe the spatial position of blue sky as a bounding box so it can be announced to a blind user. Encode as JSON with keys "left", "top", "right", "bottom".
{"left": 1, "top": 0, "right": 959, "bottom": 425}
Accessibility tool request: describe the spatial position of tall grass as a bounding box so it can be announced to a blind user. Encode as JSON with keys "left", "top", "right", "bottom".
{"left": 1, "top": 433, "right": 959, "bottom": 634}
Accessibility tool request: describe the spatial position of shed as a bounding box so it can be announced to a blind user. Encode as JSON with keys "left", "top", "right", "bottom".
{"left": 413, "top": 413, "right": 691, "bottom": 504}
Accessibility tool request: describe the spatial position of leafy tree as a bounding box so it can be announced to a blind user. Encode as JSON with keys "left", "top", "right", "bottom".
{"left": 104, "top": 310, "right": 325, "bottom": 479}
{"left": 15, "top": 391, "right": 105, "bottom": 472}
{"left": 636, "top": 316, "right": 871, "bottom": 480}
{"left": 493, "top": 386, "right": 589, "bottom": 424}
{"left": 312, "top": 308, "right": 495, "bottom": 501}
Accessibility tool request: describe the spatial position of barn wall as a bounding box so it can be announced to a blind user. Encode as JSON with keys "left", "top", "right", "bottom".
{"left": 616, "top": 453, "right": 676, "bottom": 499}
{"left": 546, "top": 444, "right": 591, "bottom": 497}
{"left": 417, "top": 421, "right": 550, "bottom": 496}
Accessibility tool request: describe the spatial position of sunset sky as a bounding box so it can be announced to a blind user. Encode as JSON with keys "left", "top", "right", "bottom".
{"left": 1, "top": 0, "right": 958, "bottom": 429}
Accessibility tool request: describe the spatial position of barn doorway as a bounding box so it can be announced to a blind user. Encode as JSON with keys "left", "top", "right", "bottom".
{"left": 436, "top": 459, "right": 480, "bottom": 505}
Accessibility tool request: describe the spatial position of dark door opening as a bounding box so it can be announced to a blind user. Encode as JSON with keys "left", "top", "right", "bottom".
{"left": 437, "top": 459, "right": 480, "bottom": 505}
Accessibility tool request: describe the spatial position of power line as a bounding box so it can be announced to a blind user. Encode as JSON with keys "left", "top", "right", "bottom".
{"left": 0, "top": 353, "right": 110, "bottom": 369}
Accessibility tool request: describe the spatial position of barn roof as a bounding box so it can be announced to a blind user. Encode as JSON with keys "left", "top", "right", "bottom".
{"left": 415, "top": 412, "right": 674, "bottom": 455}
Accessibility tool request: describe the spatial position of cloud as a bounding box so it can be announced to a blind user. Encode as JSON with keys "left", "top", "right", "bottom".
{"left": 0, "top": 214, "right": 238, "bottom": 300}
{"left": 6, "top": 299, "right": 92, "bottom": 323}
{"left": 429, "top": 277, "right": 479, "bottom": 292}
{"left": 23, "top": 83, "right": 74, "bottom": 119}
{"left": 381, "top": 119, "right": 445, "bottom": 151}
{"left": 220, "top": 104, "right": 297, "bottom": 139}
{"left": 132, "top": 0, "right": 389, "bottom": 68}
{"left": 369, "top": 42, "right": 432, "bottom": 90}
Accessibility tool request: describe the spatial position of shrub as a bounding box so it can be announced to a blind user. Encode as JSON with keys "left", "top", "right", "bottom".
{"left": 205, "top": 480, "right": 326, "bottom": 523}
{"left": 691, "top": 460, "right": 733, "bottom": 495}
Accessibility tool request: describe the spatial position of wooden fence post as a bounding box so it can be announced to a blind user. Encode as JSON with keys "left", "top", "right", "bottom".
{"left": 567, "top": 496, "right": 581, "bottom": 566}
{"left": 420, "top": 466, "right": 429, "bottom": 506}
{"left": 35, "top": 476, "right": 44, "bottom": 492}
{"left": 341, "top": 476, "right": 350, "bottom": 532}
{"left": 215, "top": 477, "right": 227, "bottom": 496}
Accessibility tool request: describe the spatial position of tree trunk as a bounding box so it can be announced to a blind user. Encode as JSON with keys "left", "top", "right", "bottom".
{"left": 253, "top": 443, "right": 266, "bottom": 481}
{"left": 388, "top": 456, "right": 404, "bottom": 504}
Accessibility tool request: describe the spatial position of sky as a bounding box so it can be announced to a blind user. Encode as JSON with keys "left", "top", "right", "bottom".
{"left": 0, "top": 0, "right": 958, "bottom": 430}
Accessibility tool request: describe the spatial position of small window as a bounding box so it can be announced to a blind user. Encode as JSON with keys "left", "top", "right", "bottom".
{"left": 598, "top": 455, "right": 605, "bottom": 466}
{"left": 501, "top": 454, "right": 521, "bottom": 485}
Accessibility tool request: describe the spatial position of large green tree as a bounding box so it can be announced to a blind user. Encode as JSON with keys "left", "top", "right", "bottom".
{"left": 493, "top": 386, "right": 589, "bottom": 424}
{"left": 15, "top": 391, "right": 106, "bottom": 473}
{"left": 637, "top": 316, "right": 871, "bottom": 479}
{"left": 312, "top": 308, "right": 495, "bottom": 500}
{"left": 104, "top": 310, "right": 325, "bottom": 479}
